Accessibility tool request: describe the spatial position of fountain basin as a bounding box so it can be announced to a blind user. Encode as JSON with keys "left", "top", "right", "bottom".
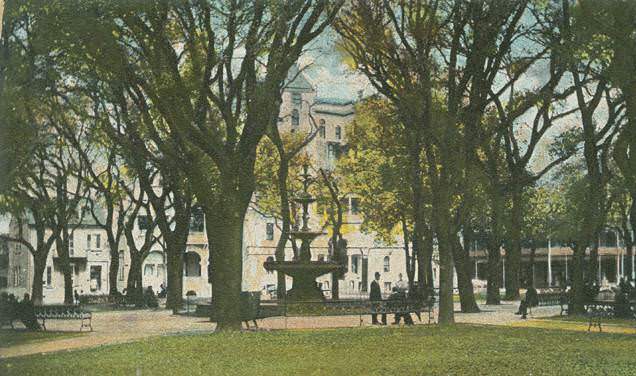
{"left": 264, "top": 261, "right": 345, "bottom": 301}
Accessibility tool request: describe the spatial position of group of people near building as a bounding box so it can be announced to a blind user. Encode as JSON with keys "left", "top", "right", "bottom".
{"left": 369, "top": 272, "right": 419, "bottom": 325}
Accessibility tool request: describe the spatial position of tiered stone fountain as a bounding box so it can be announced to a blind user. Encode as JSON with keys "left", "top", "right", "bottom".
{"left": 263, "top": 165, "right": 345, "bottom": 301}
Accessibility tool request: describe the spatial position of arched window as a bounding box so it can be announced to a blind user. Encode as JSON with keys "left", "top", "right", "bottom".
{"left": 184, "top": 252, "right": 202, "bottom": 277}
{"left": 291, "top": 109, "right": 300, "bottom": 127}
{"left": 383, "top": 256, "right": 390, "bottom": 272}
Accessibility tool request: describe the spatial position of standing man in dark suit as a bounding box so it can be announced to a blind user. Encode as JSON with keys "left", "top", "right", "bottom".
{"left": 370, "top": 272, "right": 387, "bottom": 325}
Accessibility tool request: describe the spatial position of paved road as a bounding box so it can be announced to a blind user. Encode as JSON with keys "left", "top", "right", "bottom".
{"left": 0, "top": 302, "right": 562, "bottom": 359}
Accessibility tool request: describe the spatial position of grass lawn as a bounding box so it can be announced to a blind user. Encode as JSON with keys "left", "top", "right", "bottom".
{"left": 546, "top": 314, "right": 636, "bottom": 327}
{"left": 2, "top": 324, "right": 636, "bottom": 375}
{"left": 511, "top": 315, "right": 636, "bottom": 334}
{"left": 0, "top": 330, "right": 84, "bottom": 348}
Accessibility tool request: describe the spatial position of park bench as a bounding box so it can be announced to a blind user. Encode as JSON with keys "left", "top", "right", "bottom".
{"left": 534, "top": 292, "right": 568, "bottom": 316}
{"left": 34, "top": 305, "right": 93, "bottom": 332}
{"left": 201, "top": 292, "right": 273, "bottom": 328}
{"left": 584, "top": 298, "right": 636, "bottom": 332}
{"left": 283, "top": 298, "right": 435, "bottom": 326}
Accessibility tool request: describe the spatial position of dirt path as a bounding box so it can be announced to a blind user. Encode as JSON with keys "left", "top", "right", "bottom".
{"left": 0, "top": 302, "right": 562, "bottom": 359}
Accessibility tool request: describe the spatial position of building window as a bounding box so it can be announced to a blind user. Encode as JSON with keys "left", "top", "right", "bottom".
{"left": 351, "top": 255, "right": 360, "bottom": 274}
{"left": 46, "top": 266, "right": 52, "bottom": 287}
{"left": 90, "top": 265, "right": 102, "bottom": 292}
{"left": 190, "top": 207, "right": 205, "bottom": 233}
{"left": 266, "top": 223, "right": 274, "bottom": 240}
{"left": 138, "top": 215, "right": 150, "bottom": 231}
{"left": 86, "top": 234, "right": 91, "bottom": 250}
{"left": 327, "top": 144, "right": 336, "bottom": 160}
{"left": 184, "top": 252, "right": 202, "bottom": 277}
{"left": 144, "top": 264, "right": 155, "bottom": 276}
{"left": 292, "top": 92, "right": 302, "bottom": 107}
{"left": 95, "top": 234, "right": 101, "bottom": 249}
{"left": 349, "top": 280, "right": 355, "bottom": 290}
{"left": 350, "top": 198, "right": 360, "bottom": 214}
{"left": 323, "top": 281, "right": 330, "bottom": 290}
{"left": 384, "top": 282, "right": 391, "bottom": 292}
{"left": 383, "top": 256, "right": 390, "bottom": 272}
{"left": 319, "top": 119, "right": 326, "bottom": 138}
{"left": 291, "top": 109, "right": 300, "bottom": 127}
{"left": 69, "top": 233, "right": 74, "bottom": 255}
{"left": 118, "top": 251, "right": 125, "bottom": 281}
{"left": 335, "top": 126, "right": 342, "bottom": 139}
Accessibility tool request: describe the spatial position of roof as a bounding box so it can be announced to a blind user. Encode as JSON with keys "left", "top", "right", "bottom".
{"left": 315, "top": 97, "right": 355, "bottom": 106}
{"left": 284, "top": 64, "right": 315, "bottom": 93}
{"left": 314, "top": 109, "right": 355, "bottom": 117}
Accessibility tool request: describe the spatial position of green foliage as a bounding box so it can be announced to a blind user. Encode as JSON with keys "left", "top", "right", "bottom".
{"left": 336, "top": 98, "right": 423, "bottom": 244}
{"left": 254, "top": 136, "right": 309, "bottom": 222}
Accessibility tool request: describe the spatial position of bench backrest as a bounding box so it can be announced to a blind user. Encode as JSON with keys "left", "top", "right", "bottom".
{"left": 35, "top": 305, "right": 87, "bottom": 315}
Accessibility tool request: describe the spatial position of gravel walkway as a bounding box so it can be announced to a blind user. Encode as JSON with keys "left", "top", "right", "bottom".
{"left": 0, "top": 302, "right": 561, "bottom": 359}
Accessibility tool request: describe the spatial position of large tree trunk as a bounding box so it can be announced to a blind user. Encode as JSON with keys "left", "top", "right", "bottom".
{"left": 452, "top": 235, "right": 480, "bottom": 312}
{"left": 56, "top": 234, "right": 74, "bottom": 305}
{"left": 165, "top": 208, "right": 190, "bottom": 313}
{"left": 437, "top": 227, "right": 455, "bottom": 324}
{"left": 126, "top": 255, "right": 143, "bottom": 306}
{"left": 108, "top": 245, "right": 119, "bottom": 297}
{"left": 589, "top": 239, "right": 600, "bottom": 284}
{"left": 433, "top": 177, "right": 455, "bottom": 324}
{"left": 505, "top": 184, "right": 523, "bottom": 299}
{"left": 31, "top": 254, "right": 46, "bottom": 306}
{"left": 486, "top": 193, "right": 504, "bottom": 305}
{"left": 275, "top": 160, "right": 290, "bottom": 299}
{"left": 529, "top": 246, "right": 536, "bottom": 287}
{"left": 331, "top": 237, "right": 346, "bottom": 300}
{"left": 206, "top": 193, "right": 246, "bottom": 331}
{"left": 570, "top": 244, "right": 587, "bottom": 314}
{"left": 166, "top": 247, "right": 184, "bottom": 312}
{"left": 402, "top": 221, "right": 415, "bottom": 291}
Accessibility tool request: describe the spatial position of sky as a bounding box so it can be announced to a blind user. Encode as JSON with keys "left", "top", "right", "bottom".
{"left": 299, "top": 29, "right": 372, "bottom": 101}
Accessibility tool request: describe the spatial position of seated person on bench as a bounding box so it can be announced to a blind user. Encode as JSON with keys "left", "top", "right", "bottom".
{"left": 389, "top": 287, "right": 414, "bottom": 325}
{"left": 516, "top": 284, "right": 538, "bottom": 319}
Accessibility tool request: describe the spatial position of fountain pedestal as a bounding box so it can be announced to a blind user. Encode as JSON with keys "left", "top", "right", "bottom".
{"left": 263, "top": 166, "right": 345, "bottom": 301}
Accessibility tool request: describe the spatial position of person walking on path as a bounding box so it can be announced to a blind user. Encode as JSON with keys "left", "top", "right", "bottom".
{"left": 370, "top": 272, "right": 387, "bottom": 325}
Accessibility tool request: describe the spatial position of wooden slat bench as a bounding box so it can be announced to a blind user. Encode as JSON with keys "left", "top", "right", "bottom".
{"left": 34, "top": 305, "right": 92, "bottom": 332}
{"left": 283, "top": 298, "right": 435, "bottom": 326}
{"left": 534, "top": 292, "right": 569, "bottom": 316}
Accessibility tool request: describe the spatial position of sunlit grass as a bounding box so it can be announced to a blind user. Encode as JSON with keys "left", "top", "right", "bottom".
{"left": 2, "top": 324, "right": 635, "bottom": 375}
